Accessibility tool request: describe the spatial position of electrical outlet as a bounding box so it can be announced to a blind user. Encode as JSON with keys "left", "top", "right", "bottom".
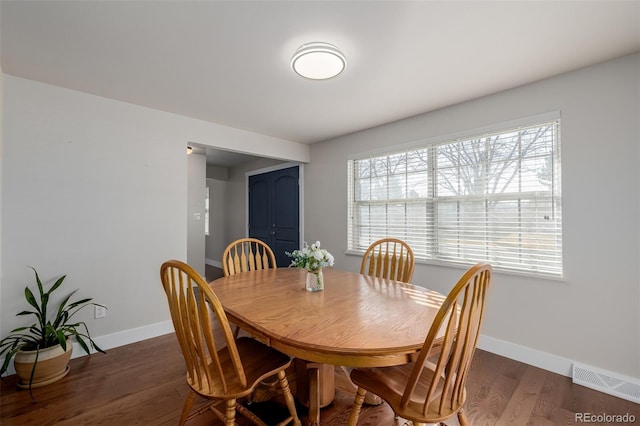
{"left": 94, "top": 305, "right": 106, "bottom": 319}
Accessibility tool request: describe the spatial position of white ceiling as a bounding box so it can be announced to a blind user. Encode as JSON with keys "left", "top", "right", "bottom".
{"left": 2, "top": 1, "right": 639, "bottom": 165}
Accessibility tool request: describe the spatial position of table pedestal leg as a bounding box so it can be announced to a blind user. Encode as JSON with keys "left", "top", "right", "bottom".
{"left": 308, "top": 366, "right": 319, "bottom": 426}
{"left": 294, "top": 359, "right": 335, "bottom": 426}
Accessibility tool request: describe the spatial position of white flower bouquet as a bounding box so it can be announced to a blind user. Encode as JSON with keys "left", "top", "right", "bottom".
{"left": 286, "top": 241, "right": 335, "bottom": 272}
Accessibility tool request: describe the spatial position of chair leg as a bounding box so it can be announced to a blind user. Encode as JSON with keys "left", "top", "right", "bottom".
{"left": 458, "top": 408, "right": 469, "bottom": 426}
{"left": 224, "top": 399, "right": 236, "bottom": 426}
{"left": 179, "top": 391, "right": 195, "bottom": 426}
{"left": 276, "top": 370, "right": 301, "bottom": 426}
{"left": 347, "top": 387, "right": 367, "bottom": 426}
{"left": 335, "top": 366, "right": 382, "bottom": 405}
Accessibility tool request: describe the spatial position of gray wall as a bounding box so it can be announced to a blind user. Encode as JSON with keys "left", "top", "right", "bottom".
{"left": 0, "top": 75, "right": 309, "bottom": 351}
{"left": 204, "top": 165, "right": 229, "bottom": 267}
{"left": 0, "top": 67, "right": 3, "bottom": 312}
{"left": 205, "top": 177, "right": 228, "bottom": 267}
{"left": 187, "top": 153, "right": 206, "bottom": 275}
{"left": 1, "top": 76, "right": 185, "bottom": 339}
{"left": 304, "top": 53, "right": 640, "bottom": 378}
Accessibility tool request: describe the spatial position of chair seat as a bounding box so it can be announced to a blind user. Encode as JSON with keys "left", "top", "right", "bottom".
{"left": 350, "top": 362, "right": 466, "bottom": 424}
{"left": 189, "top": 337, "right": 292, "bottom": 399}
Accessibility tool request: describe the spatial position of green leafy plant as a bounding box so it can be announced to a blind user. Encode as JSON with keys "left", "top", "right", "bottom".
{"left": 0, "top": 267, "right": 106, "bottom": 391}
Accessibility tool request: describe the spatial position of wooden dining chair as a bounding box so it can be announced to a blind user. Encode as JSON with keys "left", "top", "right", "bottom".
{"left": 347, "top": 263, "right": 492, "bottom": 426}
{"left": 337, "top": 238, "right": 416, "bottom": 404}
{"left": 360, "top": 238, "right": 415, "bottom": 283}
{"left": 222, "top": 238, "right": 277, "bottom": 338}
{"left": 336, "top": 238, "right": 415, "bottom": 404}
{"left": 160, "top": 260, "right": 300, "bottom": 426}
{"left": 222, "top": 238, "right": 277, "bottom": 277}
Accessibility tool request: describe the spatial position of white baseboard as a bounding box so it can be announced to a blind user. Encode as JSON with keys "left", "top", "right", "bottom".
{"left": 477, "top": 334, "right": 640, "bottom": 403}
{"left": 205, "top": 258, "right": 222, "bottom": 269}
{"left": 1, "top": 320, "right": 175, "bottom": 376}
{"left": 477, "top": 334, "right": 574, "bottom": 377}
{"left": 88, "top": 320, "right": 175, "bottom": 354}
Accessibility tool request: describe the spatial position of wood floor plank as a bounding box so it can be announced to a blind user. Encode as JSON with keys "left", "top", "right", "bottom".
{"left": 528, "top": 369, "right": 575, "bottom": 426}
{"left": 463, "top": 349, "right": 527, "bottom": 425}
{"left": 1, "top": 333, "right": 638, "bottom": 425}
{"left": 495, "top": 366, "right": 545, "bottom": 426}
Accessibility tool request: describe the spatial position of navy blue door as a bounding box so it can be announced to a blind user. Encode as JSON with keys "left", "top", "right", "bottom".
{"left": 249, "top": 166, "right": 299, "bottom": 266}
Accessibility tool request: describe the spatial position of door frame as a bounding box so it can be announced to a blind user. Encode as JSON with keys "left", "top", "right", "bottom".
{"left": 245, "top": 161, "right": 304, "bottom": 250}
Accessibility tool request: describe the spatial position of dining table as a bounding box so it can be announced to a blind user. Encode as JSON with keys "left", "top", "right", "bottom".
{"left": 209, "top": 267, "right": 448, "bottom": 426}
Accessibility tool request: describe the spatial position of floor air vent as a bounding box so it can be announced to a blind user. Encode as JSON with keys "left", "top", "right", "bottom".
{"left": 572, "top": 363, "right": 640, "bottom": 404}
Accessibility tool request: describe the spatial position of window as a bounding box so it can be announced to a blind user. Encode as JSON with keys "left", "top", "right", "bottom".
{"left": 347, "top": 116, "right": 562, "bottom": 277}
{"left": 204, "top": 186, "right": 210, "bottom": 236}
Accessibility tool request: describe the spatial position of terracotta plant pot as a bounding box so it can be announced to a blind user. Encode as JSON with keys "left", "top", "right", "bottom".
{"left": 14, "top": 340, "right": 73, "bottom": 389}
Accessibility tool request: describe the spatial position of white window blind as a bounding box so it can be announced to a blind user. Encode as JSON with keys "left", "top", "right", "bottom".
{"left": 347, "top": 118, "right": 562, "bottom": 277}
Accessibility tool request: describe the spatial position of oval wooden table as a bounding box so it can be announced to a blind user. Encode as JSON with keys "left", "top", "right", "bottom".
{"left": 209, "top": 268, "right": 447, "bottom": 425}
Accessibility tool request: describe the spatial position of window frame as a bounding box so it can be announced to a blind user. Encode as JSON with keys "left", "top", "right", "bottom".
{"left": 347, "top": 112, "right": 562, "bottom": 278}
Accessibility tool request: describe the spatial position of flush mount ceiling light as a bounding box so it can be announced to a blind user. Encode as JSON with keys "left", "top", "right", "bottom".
{"left": 291, "top": 42, "right": 346, "bottom": 80}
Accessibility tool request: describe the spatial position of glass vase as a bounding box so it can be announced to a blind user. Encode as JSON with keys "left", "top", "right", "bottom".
{"left": 305, "top": 269, "right": 324, "bottom": 292}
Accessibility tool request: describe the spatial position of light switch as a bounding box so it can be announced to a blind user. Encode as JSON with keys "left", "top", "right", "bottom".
{"left": 193, "top": 212, "right": 201, "bottom": 220}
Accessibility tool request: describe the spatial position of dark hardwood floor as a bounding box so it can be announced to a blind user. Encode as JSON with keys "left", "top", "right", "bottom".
{"left": 1, "top": 333, "right": 637, "bottom": 425}
{"left": 205, "top": 264, "right": 224, "bottom": 282}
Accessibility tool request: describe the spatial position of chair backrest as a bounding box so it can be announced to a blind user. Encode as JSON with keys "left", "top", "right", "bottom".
{"left": 160, "top": 260, "right": 248, "bottom": 394}
{"left": 401, "top": 263, "right": 492, "bottom": 417}
{"left": 360, "top": 238, "right": 415, "bottom": 282}
{"left": 222, "top": 238, "right": 277, "bottom": 276}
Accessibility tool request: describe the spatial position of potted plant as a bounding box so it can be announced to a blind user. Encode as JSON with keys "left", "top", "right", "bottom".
{"left": 0, "top": 267, "right": 106, "bottom": 398}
